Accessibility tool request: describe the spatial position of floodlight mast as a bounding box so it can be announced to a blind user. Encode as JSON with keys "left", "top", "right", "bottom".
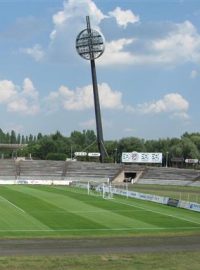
{"left": 76, "top": 16, "right": 106, "bottom": 163}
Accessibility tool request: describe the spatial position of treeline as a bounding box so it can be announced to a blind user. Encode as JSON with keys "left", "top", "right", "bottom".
{"left": 0, "top": 129, "right": 40, "bottom": 144}
{"left": 1, "top": 129, "right": 200, "bottom": 163}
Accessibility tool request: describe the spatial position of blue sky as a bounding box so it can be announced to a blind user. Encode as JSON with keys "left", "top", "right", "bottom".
{"left": 0, "top": 0, "right": 200, "bottom": 140}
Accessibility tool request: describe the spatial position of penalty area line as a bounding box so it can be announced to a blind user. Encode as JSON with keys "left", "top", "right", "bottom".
{"left": 0, "top": 195, "right": 25, "bottom": 213}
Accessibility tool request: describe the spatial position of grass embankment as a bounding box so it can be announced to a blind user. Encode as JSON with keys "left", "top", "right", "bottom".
{"left": 0, "top": 252, "right": 200, "bottom": 270}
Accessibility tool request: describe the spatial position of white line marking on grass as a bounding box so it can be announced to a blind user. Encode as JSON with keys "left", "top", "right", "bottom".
{"left": 30, "top": 209, "right": 145, "bottom": 215}
{"left": 0, "top": 195, "right": 25, "bottom": 213}
{"left": 0, "top": 226, "right": 199, "bottom": 232}
{"left": 112, "top": 198, "right": 200, "bottom": 226}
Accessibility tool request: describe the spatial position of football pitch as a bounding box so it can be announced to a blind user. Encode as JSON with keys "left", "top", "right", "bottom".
{"left": 0, "top": 185, "right": 200, "bottom": 238}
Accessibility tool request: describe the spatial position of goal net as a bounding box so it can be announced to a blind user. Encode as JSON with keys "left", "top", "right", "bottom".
{"left": 102, "top": 183, "right": 113, "bottom": 199}
{"left": 68, "top": 179, "right": 113, "bottom": 199}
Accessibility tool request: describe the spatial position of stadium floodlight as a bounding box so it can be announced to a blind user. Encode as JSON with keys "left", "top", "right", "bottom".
{"left": 76, "top": 16, "right": 106, "bottom": 163}
{"left": 76, "top": 27, "right": 105, "bottom": 60}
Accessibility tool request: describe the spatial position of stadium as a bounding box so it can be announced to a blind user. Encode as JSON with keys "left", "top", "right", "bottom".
{"left": 0, "top": 1, "right": 200, "bottom": 269}
{"left": 0, "top": 156, "right": 200, "bottom": 269}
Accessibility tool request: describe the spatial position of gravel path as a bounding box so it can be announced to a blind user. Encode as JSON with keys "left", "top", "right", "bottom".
{"left": 0, "top": 235, "right": 200, "bottom": 256}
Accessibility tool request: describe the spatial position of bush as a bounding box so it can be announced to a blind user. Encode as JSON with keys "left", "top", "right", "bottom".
{"left": 46, "top": 153, "right": 67, "bottom": 161}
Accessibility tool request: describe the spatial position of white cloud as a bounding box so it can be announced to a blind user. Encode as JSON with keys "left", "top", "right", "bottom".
{"left": 109, "top": 7, "right": 139, "bottom": 28}
{"left": 100, "top": 20, "right": 200, "bottom": 67}
{"left": 21, "top": 44, "right": 45, "bottom": 61}
{"left": 79, "top": 117, "right": 112, "bottom": 130}
{"left": 0, "top": 80, "right": 18, "bottom": 103}
{"left": 17, "top": 0, "right": 200, "bottom": 70}
{"left": 62, "top": 85, "right": 93, "bottom": 110}
{"left": 138, "top": 93, "right": 189, "bottom": 119}
{"left": 7, "top": 98, "right": 40, "bottom": 115}
{"left": 124, "top": 127, "right": 135, "bottom": 133}
{"left": 125, "top": 105, "right": 135, "bottom": 113}
{"left": 47, "top": 0, "right": 142, "bottom": 66}
{"left": 8, "top": 98, "right": 30, "bottom": 113}
{"left": 79, "top": 119, "right": 95, "bottom": 128}
{"left": 52, "top": 0, "right": 105, "bottom": 27}
{"left": 46, "top": 82, "right": 123, "bottom": 111}
{"left": 0, "top": 78, "right": 40, "bottom": 115}
{"left": 151, "top": 20, "right": 200, "bottom": 64}
{"left": 50, "top": 0, "right": 106, "bottom": 41}
{"left": 98, "top": 83, "right": 123, "bottom": 109}
{"left": 99, "top": 38, "right": 136, "bottom": 66}
{"left": 23, "top": 78, "right": 38, "bottom": 99}
{"left": 4, "top": 123, "right": 24, "bottom": 134}
{"left": 20, "top": 1, "right": 200, "bottom": 68}
{"left": 47, "top": 0, "right": 109, "bottom": 63}
{"left": 190, "top": 70, "right": 198, "bottom": 79}
{"left": 171, "top": 112, "right": 189, "bottom": 120}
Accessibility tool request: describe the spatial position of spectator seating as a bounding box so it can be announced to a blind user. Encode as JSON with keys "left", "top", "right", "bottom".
{"left": 138, "top": 167, "right": 200, "bottom": 186}
{"left": 65, "top": 161, "right": 123, "bottom": 181}
{"left": 0, "top": 159, "right": 199, "bottom": 186}
{"left": 0, "top": 159, "right": 17, "bottom": 179}
{"left": 18, "top": 160, "right": 66, "bottom": 180}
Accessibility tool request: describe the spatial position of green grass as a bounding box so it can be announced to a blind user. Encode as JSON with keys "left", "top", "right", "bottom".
{"left": 0, "top": 185, "right": 199, "bottom": 238}
{"left": 0, "top": 185, "right": 200, "bottom": 270}
{"left": 0, "top": 252, "right": 200, "bottom": 270}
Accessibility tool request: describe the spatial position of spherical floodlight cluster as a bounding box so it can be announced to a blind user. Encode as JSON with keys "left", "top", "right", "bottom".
{"left": 76, "top": 28, "right": 105, "bottom": 60}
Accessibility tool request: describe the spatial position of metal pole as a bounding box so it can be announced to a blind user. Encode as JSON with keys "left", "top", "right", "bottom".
{"left": 86, "top": 16, "right": 105, "bottom": 163}
{"left": 90, "top": 60, "right": 105, "bottom": 162}
{"left": 165, "top": 151, "right": 169, "bottom": 168}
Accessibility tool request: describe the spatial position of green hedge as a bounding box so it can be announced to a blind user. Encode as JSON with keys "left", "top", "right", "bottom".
{"left": 46, "top": 153, "right": 67, "bottom": 160}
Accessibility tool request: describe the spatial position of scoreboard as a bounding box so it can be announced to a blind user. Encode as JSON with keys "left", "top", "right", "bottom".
{"left": 122, "top": 152, "right": 163, "bottom": 163}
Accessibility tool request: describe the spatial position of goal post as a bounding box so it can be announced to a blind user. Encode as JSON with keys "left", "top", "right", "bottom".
{"left": 102, "top": 182, "right": 113, "bottom": 199}
{"left": 68, "top": 180, "right": 132, "bottom": 200}
{"left": 68, "top": 179, "right": 114, "bottom": 199}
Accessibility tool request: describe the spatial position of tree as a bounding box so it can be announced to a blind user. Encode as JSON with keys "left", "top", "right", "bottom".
{"left": 83, "top": 130, "right": 96, "bottom": 146}
{"left": 46, "top": 153, "right": 67, "bottom": 160}
{"left": 37, "top": 133, "right": 43, "bottom": 141}
{"left": 52, "top": 131, "right": 64, "bottom": 141}
{"left": 170, "top": 144, "right": 183, "bottom": 157}
{"left": 118, "top": 137, "right": 146, "bottom": 153}
{"left": 0, "top": 129, "right": 5, "bottom": 143}
{"left": 25, "top": 136, "right": 29, "bottom": 143}
{"left": 29, "top": 134, "right": 33, "bottom": 143}
{"left": 21, "top": 135, "right": 26, "bottom": 144}
{"left": 181, "top": 137, "right": 200, "bottom": 159}
{"left": 38, "top": 137, "right": 57, "bottom": 159}
{"left": 10, "top": 130, "right": 17, "bottom": 144}
{"left": 70, "top": 131, "right": 85, "bottom": 146}
{"left": 189, "top": 135, "right": 200, "bottom": 152}
{"left": 5, "top": 133, "right": 10, "bottom": 143}
{"left": 17, "top": 134, "right": 21, "bottom": 144}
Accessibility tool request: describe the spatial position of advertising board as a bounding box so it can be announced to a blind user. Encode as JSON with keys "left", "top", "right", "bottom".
{"left": 88, "top": 152, "right": 100, "bottom": 157}
{"left": 122, "top": 152, "right": 162, "bottom": 163}
{"left": 167, "top": 198, "right": 179, "bottom": 207}
{"left": 185, "top": 159, "right": 198, "bottom": 164}
{"left": 74, "top": 152, "right": 87, "bottom": 156}
{"left": 171, "top": 157, "right": 184, "bottom": 162}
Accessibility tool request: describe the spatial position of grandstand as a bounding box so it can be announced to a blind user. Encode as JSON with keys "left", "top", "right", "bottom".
{"left": 138, "top": 167, "right": 200, "bottom": 186}
{"left": 64, "top": 161, "right": 122, "bottom": 181}
{"left": 0, "top": 159, "right": 199, "bottom": 186}
{"left": 18, "top": 160, "right": 66, "bottom": 180}
{"left": 0, "top": 159, "right": 16, "bottom": 180}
